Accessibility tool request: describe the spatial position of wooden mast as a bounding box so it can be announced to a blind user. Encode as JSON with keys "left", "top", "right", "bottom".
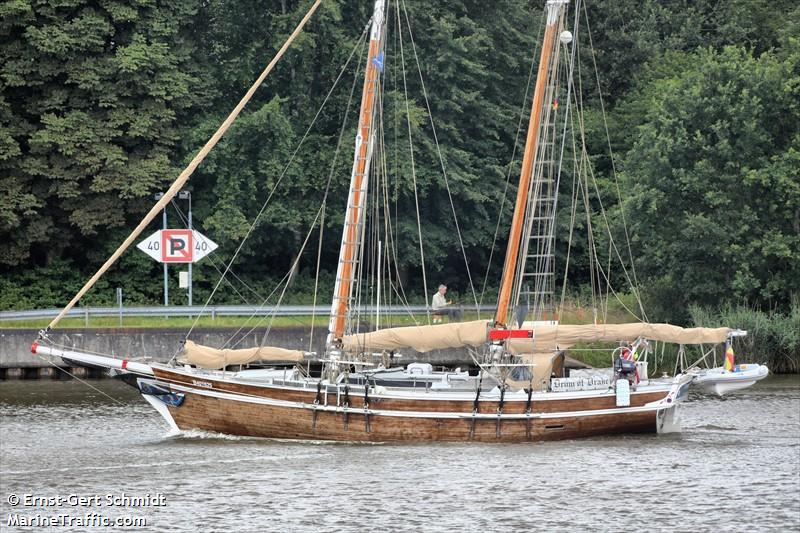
{"left": 328, "top": 0, "right": 387, "bottom": 346}
{"left": 494, "top": 0, "right": 568, "bottom": 327}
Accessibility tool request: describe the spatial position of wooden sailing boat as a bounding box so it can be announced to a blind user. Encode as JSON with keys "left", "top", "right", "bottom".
{"left": 33, "top": 0, "right": 757, "bottom": 442}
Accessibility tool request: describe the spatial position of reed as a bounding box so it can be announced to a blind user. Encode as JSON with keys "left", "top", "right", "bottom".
{"left": 690, "top": 298, "right": 799, "bottom": 374}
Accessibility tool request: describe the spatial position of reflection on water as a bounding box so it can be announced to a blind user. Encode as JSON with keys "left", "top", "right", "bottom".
{"left": 1, "top": 377, "right": 799, "bottom": 532}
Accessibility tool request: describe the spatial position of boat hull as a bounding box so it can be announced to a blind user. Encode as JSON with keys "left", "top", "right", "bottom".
{"left": 693, "top": 364, "right": 769, "bottom": 396}
{"left": 162, "top": 386, "right": 663, "bottom": 443}
{"left": 148, "top": 366, "right": 682, "bottom": 443}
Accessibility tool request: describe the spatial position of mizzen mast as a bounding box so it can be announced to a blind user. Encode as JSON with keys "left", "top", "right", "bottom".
{"left": 327, "top": 0, "right": 387, "bottom": 346}
{"left": 494, "top": 0, "right": 569, "bottom": 327}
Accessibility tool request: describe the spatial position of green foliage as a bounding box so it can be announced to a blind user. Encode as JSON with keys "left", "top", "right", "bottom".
{"left": 1, "top": 0, "right": 798, "bottom": 341}
{"left": 0, "top": 0, "right": 203, "bottom": 266}
{"left": 618, "top": 44, "right": 800, "bottom": 320}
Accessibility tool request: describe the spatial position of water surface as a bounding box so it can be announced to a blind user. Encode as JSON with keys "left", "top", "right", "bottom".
{"left": 1, "top": 376, "right": 798, "bottom": 532}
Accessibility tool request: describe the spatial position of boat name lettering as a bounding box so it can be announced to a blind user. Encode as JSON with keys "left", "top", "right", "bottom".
{"left": 191, "top": 380, "right": 213, "bottom": 389}
{"left": 551, "top": 376, "right": 611, "bottom": 392}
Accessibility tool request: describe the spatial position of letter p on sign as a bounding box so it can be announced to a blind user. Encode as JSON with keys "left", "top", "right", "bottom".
{"left": 162, "top": 229, "right": 193, "bottom": 262}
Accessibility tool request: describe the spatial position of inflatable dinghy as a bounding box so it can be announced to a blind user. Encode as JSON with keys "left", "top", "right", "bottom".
{"left": 692, "top": 364, "right": 769, "bottom": 396}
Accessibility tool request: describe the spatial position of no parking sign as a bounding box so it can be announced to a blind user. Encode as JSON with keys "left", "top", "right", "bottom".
{"left": 161, "top": 229, "right": 192, "bottom": 262}
{"left": 137, "top": 229, "right": 217, "bottom": 263}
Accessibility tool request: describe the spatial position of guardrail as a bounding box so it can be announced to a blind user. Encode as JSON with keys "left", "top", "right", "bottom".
{"left": 0, "top": 304, "right": 495, "bottom": 322}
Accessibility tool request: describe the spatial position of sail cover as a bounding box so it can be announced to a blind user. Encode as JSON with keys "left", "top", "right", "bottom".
{"left": 507, "top": 323, "right": 732, "bottom": 354}
{"left": 180, "top": 340, "right": 305, "bottom": 369}
{"left": 342, "top": 320, "right": 491, "bottom": 353}
{"left": 341, "top": 321, "right": 731, "bottom": 353}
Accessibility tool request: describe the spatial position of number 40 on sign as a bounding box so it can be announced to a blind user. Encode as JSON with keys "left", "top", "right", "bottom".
{"left": 136, "top": 229, "right": 218, "bottom": 263}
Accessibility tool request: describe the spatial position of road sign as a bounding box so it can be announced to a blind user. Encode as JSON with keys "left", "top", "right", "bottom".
{"left": 137, "top": 230, "right": 218, "bottom": 263}
{"left": 161, "top": 229, "right": 192, "bottom": 262}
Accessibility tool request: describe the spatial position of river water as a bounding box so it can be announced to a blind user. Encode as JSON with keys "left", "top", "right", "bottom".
{"left": 1, "top": 376, "right": 798, "bottom": 532}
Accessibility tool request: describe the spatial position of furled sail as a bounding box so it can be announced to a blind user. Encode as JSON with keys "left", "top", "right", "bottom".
{"left": 507, "top": 323, "right": 732, "bottom": 354}
{"left": 341, "top": 321, "right": 731, "bottom": 354}
{"left": 180, "top": 340, "right": 305, "bottom": 369}
{"left": 342, "top": 320, "right": 490, "bottom": 353}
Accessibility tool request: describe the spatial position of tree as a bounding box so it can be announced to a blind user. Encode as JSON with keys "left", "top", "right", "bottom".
{"left": 0, "top": 0, "right": 203, "bottom": 267}
{"left": 619, "top": 45, "right": 800, "bottom": 320}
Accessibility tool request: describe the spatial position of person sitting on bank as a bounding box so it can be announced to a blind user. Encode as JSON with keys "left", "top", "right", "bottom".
{"left": 431, "top": 284, "right": 461, "bottom": 323}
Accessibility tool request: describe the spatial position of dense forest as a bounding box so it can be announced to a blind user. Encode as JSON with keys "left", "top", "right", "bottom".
{"left": 1, "top": 0, "right": 798, "bottom": 325}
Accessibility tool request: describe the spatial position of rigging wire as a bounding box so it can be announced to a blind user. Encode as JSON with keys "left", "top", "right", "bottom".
{"left": 225, "top": 31, "right": 371, "bottom": 350}
{"left": 559, "top": 142, "right": 581, "bottom": 318}
{"left": 309, "top": 206, "right": 325, "bottom": 352}
{"left": 581, "top": 1, "right": 647, "bottom": 321}
{"left": 573, "top": 49, "right": 603, "bottom": 318}
{"left": 30, "top": 351, "right": 168, "bottom": 432}
{"left": 558, "top": 63, "right": 590, "bottom": 319}
{"left": 378, "top": 107, "right": 419, "bottom": 324}
{"left": 400, "top": 0, "right": 480, "bottom": 316}
{"left": 308, "top": 31, "right": 368, "bottom": 351}
{"left": 550, "top": 11, "right": 643, "bottom": 323}
{"left": 374, "top": 80, "right": 419, "bottom": 325}
{"left": 379, "top": 6, "right": 420, "bottom": 327}
{"left": 547, "top": 0, "right": 582, "bottom": 320}
{"left": 183, "top": 23, "right": 371, "bottom": 344}
{"left": 390, "top": 6, "right": 406, "bottom": 324}
{"left": 395, "top": 0, "right": 430, "bottom": 324}
{"left": 478, "top": 10, "right": 546, "bottom": 308}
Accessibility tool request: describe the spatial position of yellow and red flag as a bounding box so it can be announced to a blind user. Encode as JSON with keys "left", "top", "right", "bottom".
{"left": 724, "top": 345, "right": 735, "bottom": 372}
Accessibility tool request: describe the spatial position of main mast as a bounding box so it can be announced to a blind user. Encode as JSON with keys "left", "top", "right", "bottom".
{"left": 494, "top": 0, "right": 569, "bottom": 327}
{"left": 327, "top": 0, "right": 387, "bottom": 347}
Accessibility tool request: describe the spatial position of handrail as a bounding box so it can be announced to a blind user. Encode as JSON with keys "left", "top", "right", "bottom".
{"left": 0, "top": 305, "right": 496, "bottom": 322}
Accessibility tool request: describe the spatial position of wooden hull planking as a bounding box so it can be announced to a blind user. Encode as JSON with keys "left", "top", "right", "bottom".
{"left": 165, "top": 387, "right": 659, "bottom": 443}
{"left": 152, "top": 366, "right": 671, "bottom": 443}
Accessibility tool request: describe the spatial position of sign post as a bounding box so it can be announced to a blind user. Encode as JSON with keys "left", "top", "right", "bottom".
{"left": 162, "top": 206, "right": 168, "bottom": 306}
{"left": 154, "top": 193, "right": 169, "bottom": 307}
{"left": 178, "top": 191, "right": 193, "bottom": 306}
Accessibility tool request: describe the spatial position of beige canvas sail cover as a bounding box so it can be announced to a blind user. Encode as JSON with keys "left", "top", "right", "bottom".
{"left": 341, "top": 320, "right": 730, "bottom": 353}
{"left": 180, "top": 340, "right": 305, "bottom": 369}
{"left": 507, "top": 323, "right": 732, "bottom": 354}
{"left": 342, "top": 320, "right": 490, "bottom": 353}
{"left": 505, "top": 352, "right": 565, "bottom": 391}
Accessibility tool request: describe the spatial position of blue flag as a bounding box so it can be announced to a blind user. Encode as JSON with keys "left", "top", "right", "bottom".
{"left": 372, "top": 52, "right": 385, "bottom": 73}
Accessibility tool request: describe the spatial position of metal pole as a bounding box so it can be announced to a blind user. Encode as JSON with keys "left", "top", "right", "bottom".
{"left": 163, "top": 207, "right": 168, "bottom": 307}
{"left": 188, "top": 193, "right": 193, "bottom": 306}
{"left": 117, "top": 287, "right": 123, "bottom": 327}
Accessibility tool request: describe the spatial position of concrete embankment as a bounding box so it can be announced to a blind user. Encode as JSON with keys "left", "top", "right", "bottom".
{"left": 0, "top": 327, "right": 503, "bottom": 378}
